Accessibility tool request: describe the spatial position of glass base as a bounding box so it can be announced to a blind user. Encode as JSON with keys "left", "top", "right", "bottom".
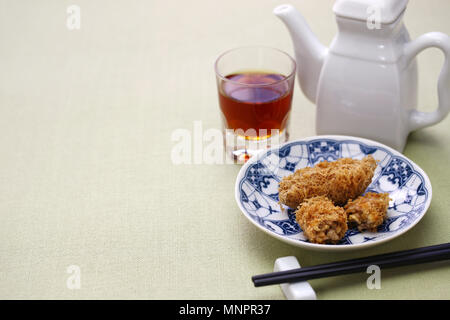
{"left": 224, "top": 128, "right": 289, "bottom": 164}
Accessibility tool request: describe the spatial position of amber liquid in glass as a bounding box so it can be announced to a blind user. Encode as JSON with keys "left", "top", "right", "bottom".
{"left": 218, "top": 71, "right": 292, "bottom": 139}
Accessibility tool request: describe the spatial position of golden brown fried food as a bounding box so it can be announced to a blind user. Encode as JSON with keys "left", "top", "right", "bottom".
{"left": 296, "top": 196, "right": 348, "bottom": 244}
{"left": 344, "top": 192, "right": 390, "bottom": 232}
{"left": 279, "top": 156, "right": 377, "bottom": 208}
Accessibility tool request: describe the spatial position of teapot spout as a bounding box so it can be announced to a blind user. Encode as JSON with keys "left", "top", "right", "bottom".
{"left": 274, "top": 4, "right": 328, "bottom": 103}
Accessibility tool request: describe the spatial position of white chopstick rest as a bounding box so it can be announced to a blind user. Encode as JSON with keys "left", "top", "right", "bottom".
{"left": 273, "top": 256, "right": 317, "bottom": 300}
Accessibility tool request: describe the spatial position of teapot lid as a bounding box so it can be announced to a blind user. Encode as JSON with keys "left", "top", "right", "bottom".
{"left": 333, "top": 0, "right": 408, "bottom": 24}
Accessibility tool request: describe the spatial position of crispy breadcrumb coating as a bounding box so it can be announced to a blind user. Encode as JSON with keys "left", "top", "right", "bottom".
{"left": 279, "top": 156, "right": 377, "bottom": 208}
{"left": 295, "top": 196, "right": 348, "bottom": 244}
{"left": 344, "top": 192, "right": 390, "bottom": 232}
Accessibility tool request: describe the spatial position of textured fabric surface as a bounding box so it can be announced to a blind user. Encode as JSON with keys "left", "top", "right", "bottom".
{"left": 0, "top": 0, "right": 449, "bottom": 299}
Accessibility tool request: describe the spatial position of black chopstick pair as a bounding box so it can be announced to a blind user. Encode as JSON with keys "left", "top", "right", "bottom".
{"left": 252, "top": 243, "right": 450, "bottom": 287}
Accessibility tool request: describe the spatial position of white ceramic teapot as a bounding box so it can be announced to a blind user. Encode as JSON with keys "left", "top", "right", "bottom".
{"left": 274, "top": 0, "right": 450, "bottom": 151}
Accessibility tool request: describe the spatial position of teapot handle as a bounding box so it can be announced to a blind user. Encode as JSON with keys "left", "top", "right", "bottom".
{"left": 403, "top": 32, "right": 450, "bottom": 131}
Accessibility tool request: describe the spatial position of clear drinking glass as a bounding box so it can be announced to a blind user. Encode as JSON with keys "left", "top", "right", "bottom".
{"left": 215, "top": 46, "right": 296, "bottom": 163}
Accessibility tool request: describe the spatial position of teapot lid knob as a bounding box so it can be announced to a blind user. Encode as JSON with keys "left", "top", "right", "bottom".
{"left": 333, "top": 0, "right": 409, "bottom": 24}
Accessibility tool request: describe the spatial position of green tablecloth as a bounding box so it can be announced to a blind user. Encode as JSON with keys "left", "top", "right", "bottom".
{"left": 0, "top": 0, "right": 448, "bottom": 299}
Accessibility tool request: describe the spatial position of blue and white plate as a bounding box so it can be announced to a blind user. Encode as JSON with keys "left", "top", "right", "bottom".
{"left": 235, "top": 136, "right": 432, "bottom": 251}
